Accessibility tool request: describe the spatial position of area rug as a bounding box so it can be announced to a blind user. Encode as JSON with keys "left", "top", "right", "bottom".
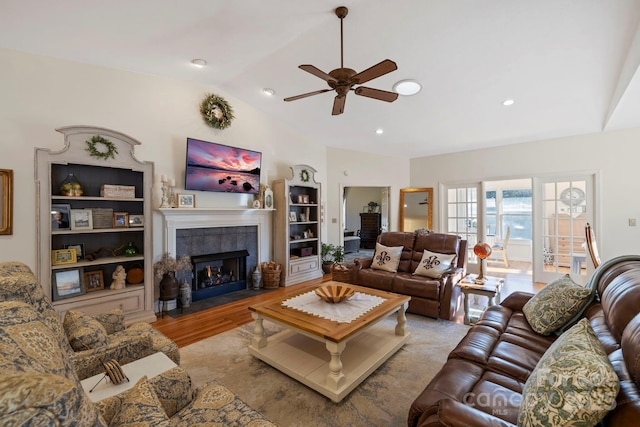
{"left": 179, "top": 313, "right": 470, "bottom": 427}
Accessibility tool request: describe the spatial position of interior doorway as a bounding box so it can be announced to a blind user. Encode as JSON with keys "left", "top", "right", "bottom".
{"left": 341, "top": 186, "right": 390, "bottom": 251}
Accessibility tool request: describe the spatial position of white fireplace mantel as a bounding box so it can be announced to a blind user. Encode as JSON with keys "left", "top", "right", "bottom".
{"left": 158, "top": 208, "right": 274, "bottom": 263}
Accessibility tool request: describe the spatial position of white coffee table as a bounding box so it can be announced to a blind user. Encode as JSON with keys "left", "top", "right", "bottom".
{"left": 248, "top": 283, "right": 411, "bottom": 403}
{"left": 80, "top": 352, "right": 177, "bottom": 402}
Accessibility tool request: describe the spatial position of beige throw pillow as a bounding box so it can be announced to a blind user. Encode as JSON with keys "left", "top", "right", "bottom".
{"left": 371, "top": 243, "right": 403, "bottom": 273}
{"left": 413, "top": 250, "right": 456, "bottom": 278}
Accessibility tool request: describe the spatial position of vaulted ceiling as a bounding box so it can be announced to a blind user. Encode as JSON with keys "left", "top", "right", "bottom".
{"left": 2, "top": 0, "right": 640, "bottom": 158}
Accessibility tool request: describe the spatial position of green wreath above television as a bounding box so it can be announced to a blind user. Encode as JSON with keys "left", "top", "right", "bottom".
{"left": 199, "top": 93, "right": 235, "bottom": 130}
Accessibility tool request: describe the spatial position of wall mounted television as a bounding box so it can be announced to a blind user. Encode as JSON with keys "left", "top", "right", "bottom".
{"left": 185, "top": 138, "right": 261, "bottom": 194}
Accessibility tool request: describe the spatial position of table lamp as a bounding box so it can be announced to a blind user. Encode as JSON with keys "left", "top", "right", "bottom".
{"left": 473, "top": 242, "right": 492, "bottom": 283}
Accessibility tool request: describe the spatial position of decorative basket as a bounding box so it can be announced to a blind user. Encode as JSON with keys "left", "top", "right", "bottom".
{"left": 261, "top": 262, "right": 282, "bottom": 289}
{"left": 331, "top": 263, "right": 353, "bottom": 284}
{"left": 126, "top": 263, "right": 144, "bottom": 284}
{"left": 315, "top": 284, "right": 355, "bottom": 303}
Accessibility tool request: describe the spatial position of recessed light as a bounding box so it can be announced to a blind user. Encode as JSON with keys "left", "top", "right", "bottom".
{"left": 190, "top": 59, "right": 207, "bottom": 68}
{"left": 262, "top": 88, "right": 275, "bottom": 96}
{"left": 375, "top": 129, "right": 384, "bottom": 135}
{"left": 502, "top": 99, "right": 515, "bottom": 106}
{"left": 393, "top": 79, "right": 422, "bottom": 96}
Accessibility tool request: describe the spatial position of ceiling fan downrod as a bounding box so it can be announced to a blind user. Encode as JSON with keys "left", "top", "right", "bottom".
{"left": 336, "top": 6, "right": 348, "bottom": 69}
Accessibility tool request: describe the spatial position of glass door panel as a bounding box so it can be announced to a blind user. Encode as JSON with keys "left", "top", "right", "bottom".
{"left": 535, "top": 176, "right": 592, "bottom": 284}
{"left": 444, "top": 185, "right": 481, "bottom": 266}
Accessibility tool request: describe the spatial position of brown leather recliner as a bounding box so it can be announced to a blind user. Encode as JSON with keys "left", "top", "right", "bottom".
{"left": 352, "top": 232, "right": 467, "bottom": 320}
{"left": 408, "top": 255, "right": 640, "bottom": 426}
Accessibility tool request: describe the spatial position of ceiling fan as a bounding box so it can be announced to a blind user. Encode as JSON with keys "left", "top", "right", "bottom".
{"left": 283, "top": 6, "right": 399, "bottom": 115}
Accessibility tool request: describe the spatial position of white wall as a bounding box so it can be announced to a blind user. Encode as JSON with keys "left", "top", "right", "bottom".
{"left": 410, "top": 128, "right": 640, "bottom": 260}
{"left": 0, "top": 49, "right": 327, "bottom": 267}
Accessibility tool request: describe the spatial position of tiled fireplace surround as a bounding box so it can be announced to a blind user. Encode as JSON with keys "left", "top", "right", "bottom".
{"left": 159, "top": 208, "right": 273, "bottom": 307}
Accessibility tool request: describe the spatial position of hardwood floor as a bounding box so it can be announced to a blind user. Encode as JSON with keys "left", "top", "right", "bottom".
{"left": 152, "top": 277, "right": 324, "bottom": 348}
{"left": 152, "top": 266, "right": 543, "bottom": 348}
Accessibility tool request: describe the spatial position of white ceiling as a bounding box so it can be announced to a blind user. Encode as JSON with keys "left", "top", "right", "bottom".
{"left": 2, "top": 0, "right": 640, "bottom": 158}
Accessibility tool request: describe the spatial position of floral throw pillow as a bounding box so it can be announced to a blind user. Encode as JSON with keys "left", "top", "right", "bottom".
{"left": 371, "top": 243, "right": 403, "bottom": 273}
{"left": 63, "top": 310, "right": 109, "bottom": 351}
{"left": 413, "top": 250, "right": 456, "bottom": 279}
{"left": 522, "top": 274, "right": 594, "bottom": 336}
{"left": 517, "top": 318, "right": 619, "bottom": 427}
{"left": 109, "top": 376, "right": 170, "bottom": 426}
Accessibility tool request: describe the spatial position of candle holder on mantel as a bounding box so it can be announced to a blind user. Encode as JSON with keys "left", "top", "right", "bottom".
{"left": 160, "top": 178, "right": 171, "bottom": 208}
{"left": 473, "top": 242, "right": 492, "bottom": 283}
{"left": 160, "top": 177, "right": 176, "bottom": 208}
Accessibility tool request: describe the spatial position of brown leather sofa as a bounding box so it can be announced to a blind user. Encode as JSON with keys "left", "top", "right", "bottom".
{"left": 408, "top": 255, "right": 640, "bottom": 426}
{"left": 352, "top": 232, "right": 467, "bottom": 320}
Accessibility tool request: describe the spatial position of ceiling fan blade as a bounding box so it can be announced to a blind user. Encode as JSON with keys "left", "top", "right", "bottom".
{"left": 284, "top": 89, "right": 332, "bottom": 102}
{"left": 352, "top": 59, "right": 397, "bottom": 85}
{"left": 354, "top": 86, "right": 399, "bottom": 102}
{"left": 299, "top": 65, "right": 337, "bottom": 82}
{"left": 332, "top": 95, "right": 346, "bottom": 115}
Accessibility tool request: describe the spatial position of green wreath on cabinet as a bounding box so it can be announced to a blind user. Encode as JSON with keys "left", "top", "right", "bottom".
{"left": 200, "top": 93, "right": 235, "bottom": 129}
{"left": 85, "top": 135, "right": 118, "bottom": 160}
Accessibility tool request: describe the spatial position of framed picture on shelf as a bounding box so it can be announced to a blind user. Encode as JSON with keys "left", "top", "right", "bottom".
{"left": 51, "top": 248, "right": 77, "bottom": 266}
{"left": 113, "top": 212, "right": 129, "bottom": 228}
{"left": 84, "top": 270, "right": 104, "bottom": 292}
{"left": 289, "top": 211, "right": 297, "bottom": 222}
{"left": 52, "top": 268, "right": 85, "bottom": 301}
{"left": 177, "top": 193, "right": 196, "bottom": 208}
{"left": 64, "top": 243, "right": 85, "bottom": 261}
{"left": 299, "top": 213, "right": 307, "bottom": 222}
{"left": 296, "top": 194, "right": 310, "bottom": 204}
{"left": 128, "top": 214, "right": 144, "bottom": 227}
{"left": 70, "top": 209, "right": 93, "bottom": 230}
{"left": 51, "top": 204, "right": 71, "bottom": 231}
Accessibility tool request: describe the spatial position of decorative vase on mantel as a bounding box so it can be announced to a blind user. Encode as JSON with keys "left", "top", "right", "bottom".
{"left": 159, "top": 271, "right": 180, "bottom": 301}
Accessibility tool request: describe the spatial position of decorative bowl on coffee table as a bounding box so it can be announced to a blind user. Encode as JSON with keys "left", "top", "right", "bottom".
{"left": 315, "top": 284, "right": 355, "bottom": 303}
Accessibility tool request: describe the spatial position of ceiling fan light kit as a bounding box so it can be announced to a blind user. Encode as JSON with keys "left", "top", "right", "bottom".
{"left": 284, "top": 6, "right": 399, "bottom": 115}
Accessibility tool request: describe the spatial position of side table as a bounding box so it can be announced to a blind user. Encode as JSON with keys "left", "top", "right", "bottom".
{"left": 458, "top": 275, "right": 505, "bottom": 325}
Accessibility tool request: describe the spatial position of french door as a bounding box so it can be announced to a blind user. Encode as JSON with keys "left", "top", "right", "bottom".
{"left": 442, "top": 183, "right": 483, "bottom": 269}
{"left": 442, "top": 174, "right": 596, "bottom": 283}
{"left": 533, "top": 174, "right": 595, "bottom": 284}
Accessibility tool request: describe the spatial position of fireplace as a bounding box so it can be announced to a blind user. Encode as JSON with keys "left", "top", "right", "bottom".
{"left": 190, "top": 250, "right": 249, "bottom": 302}
{"left": 159, "top": 207, "right": 273, "bottom": 309}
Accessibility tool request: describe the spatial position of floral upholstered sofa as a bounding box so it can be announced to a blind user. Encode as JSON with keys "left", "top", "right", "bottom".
{"left": 0, "top": 261, "right": 276, "bottom": 426}
{"left": 0, "top": 261, "right": 178, "bottom": 380}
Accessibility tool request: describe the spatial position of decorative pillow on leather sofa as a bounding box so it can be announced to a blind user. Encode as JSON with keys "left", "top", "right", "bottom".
{"left": 63, "top": 310, "right": 109, "bottom": 351}
{"left": 522, "top": 274, "right": 594, "bottom": 336}
{"left": 517, "top": 318, "right": 619, "bottom": 427}
{"left": 413, "top": 250, "right": 456, "bottom": 278}
{"left": 371, "top": 243, "right": 403, "bottom": 273}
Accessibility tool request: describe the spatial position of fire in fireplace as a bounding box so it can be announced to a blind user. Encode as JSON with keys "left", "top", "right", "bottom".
{"left": 190, "top": 250, "right": 249, "bottom": 302}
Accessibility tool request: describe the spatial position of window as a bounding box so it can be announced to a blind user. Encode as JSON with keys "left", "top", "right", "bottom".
{"left": 485, "top": 189, "right": 532, "bottom": 241}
